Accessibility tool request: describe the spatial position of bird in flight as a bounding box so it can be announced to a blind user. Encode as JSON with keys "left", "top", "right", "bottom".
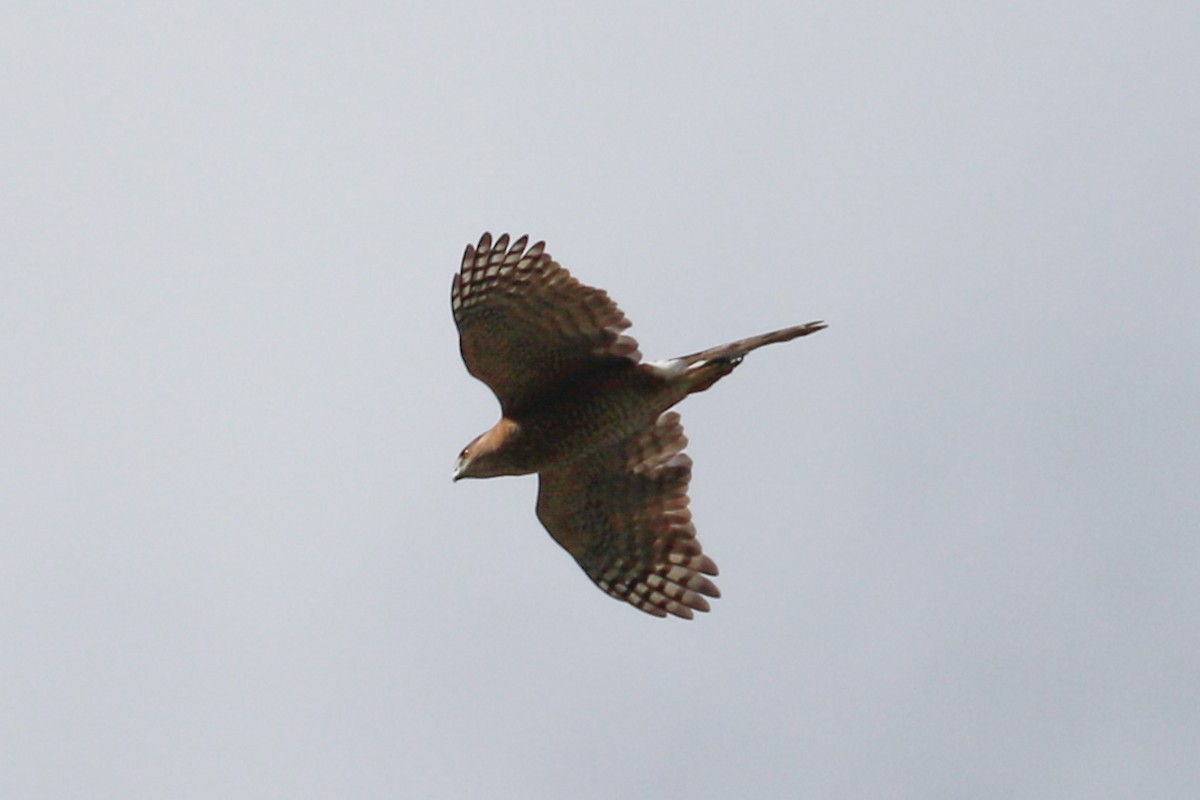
{"left": 452, "top": 233, "right": 825, "bottom": 618}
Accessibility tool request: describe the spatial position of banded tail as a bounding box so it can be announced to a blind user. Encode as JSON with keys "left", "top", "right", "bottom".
{"left": 676, "top": 321, "right": 827, "bottom": 393}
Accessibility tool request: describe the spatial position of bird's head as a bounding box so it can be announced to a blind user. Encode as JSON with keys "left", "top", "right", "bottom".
{"left": 452, "top": 419, "right": 519, "bottom": 481}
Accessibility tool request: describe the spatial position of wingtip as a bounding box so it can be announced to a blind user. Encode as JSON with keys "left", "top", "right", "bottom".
{"left": 471, "top": 232, "right": 544, "bottom": 259}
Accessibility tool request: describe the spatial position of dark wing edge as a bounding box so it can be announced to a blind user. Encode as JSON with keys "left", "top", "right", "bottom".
{"left": 535, "top": 411, "right": 720, "bottom": 619}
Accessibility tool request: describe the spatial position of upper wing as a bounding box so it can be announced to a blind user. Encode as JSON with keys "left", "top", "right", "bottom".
{"left": 535, "top": 411, "right": 719, "bottom": 619}
{"left": 452, "top": 233, "right": 641, "bottom": 412}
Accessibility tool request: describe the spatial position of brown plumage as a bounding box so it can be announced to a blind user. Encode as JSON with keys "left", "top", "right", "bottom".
{"left": 452, "top": 233, "right": 825, "bottom": 618}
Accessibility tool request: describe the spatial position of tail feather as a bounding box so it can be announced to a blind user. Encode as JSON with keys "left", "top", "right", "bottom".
{"left": 679, "top": 321, "right": 826, "bottom": 393}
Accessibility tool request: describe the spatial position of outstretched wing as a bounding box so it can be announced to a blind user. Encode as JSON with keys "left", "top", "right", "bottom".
{"left": 452, "top": 233, "right": 641, "bottom": 412}
{"left": 535, "top": 411, "right": 720, "bottom": 619}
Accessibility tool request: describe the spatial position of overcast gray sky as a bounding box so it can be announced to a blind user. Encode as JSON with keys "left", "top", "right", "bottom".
{"left": 3, "top": 3, "right": 1198, "bottom": 798}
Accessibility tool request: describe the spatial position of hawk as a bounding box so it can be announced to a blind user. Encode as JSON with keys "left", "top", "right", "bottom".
{"left": 452, "top": 233, "right": 825, "bottom": 619}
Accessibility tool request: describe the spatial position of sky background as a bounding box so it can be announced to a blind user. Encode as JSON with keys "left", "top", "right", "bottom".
{"left": 3, "top": 3, "right": 1198, "bottom": 798}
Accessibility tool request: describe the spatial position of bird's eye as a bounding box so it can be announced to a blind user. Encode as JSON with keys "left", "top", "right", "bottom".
{"left": 459, "top": 448, "right": 469, "bottom": 459}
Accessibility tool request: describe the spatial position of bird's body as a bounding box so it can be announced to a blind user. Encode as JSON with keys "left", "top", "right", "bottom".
{"left": 452, "top": 233, "right": 824, "bottom": 618}
{"left": 466, "top": 360, "right": 666, "bottom": 476}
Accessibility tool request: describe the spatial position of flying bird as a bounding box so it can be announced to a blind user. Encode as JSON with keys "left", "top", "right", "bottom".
{"left": 452, "top": 233, "right": 825, "bottom": 618}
